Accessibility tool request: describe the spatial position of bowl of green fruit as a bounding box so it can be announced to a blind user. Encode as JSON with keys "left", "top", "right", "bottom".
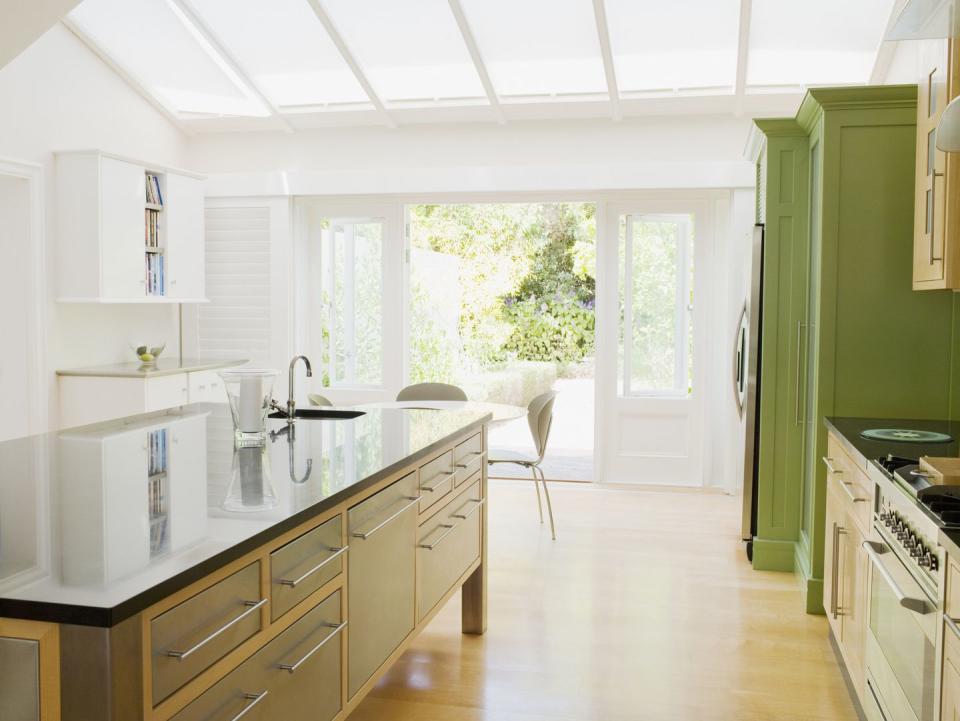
{"left": 131, "top": 343, "right": 166, "bottom": 368}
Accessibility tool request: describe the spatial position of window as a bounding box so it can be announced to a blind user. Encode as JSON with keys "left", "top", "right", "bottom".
{"left": 617, "top": 214, "right": 693, "bottom": 396}
{"left": 319, "top": 219, "right": 384, "bottom": 387}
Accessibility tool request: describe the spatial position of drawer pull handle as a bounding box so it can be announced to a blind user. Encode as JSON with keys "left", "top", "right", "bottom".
{"left": 419, "top": 523, "right": 456, "bottom": 550}
{"left": 231, "top": 691, "right": 269, "bottom": 721}
{"left": 351, "top": 496, "right": 421, "bottom": 540}
{"left": 278, "top": 620, "right": 347, "bottom": 673}
{"left": 421, "top": 471, "right": 456, "bottom": 493}
{"left": 455, "top": 452, "right": 485, "bottom": 469}
{"left": 821, "top": 456, "right": 841, "bottom": 475}
{"left": 946, "top": 615, "right": 960, "bottom": 641}
{"left": 839, "top": 478, "right": 868, "bottom": 504}
{"left": 279, "top": 546, "right": 348, "bottom": 588}
{"left": 452, "top": 497, "right": 485, "bottom": 520}
{"left": 166, "top": 598, "right": 268, "bottom": 660}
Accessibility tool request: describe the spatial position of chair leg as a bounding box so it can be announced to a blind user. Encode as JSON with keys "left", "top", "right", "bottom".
{"left": 530, "top": 465, "right": 544, "bottom": 523}
{"left": 535, "top": 465, "right": 556, "bottom": 540}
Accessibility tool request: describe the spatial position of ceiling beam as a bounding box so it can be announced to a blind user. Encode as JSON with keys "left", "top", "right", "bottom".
{"left": 447, "top": 0, "right": 506, "bottom": 125}
{"left": 165, "top": 0, "right": 294, "bottom": 133}
{"left": 733, "top": 0, "right": 753, "bottom": 115}
{"left": 61, "top": 17, "right": 193, "bottom": 136}
{"left": 592, "top": 0, "right": 621, "bottom": 122}
{"left": 304, "top": 0, "right": 397, "bottom": 128}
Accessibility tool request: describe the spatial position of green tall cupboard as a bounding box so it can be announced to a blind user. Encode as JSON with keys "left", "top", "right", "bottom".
{"left": 749, "top": 86, "right": 957, "bottom": 613}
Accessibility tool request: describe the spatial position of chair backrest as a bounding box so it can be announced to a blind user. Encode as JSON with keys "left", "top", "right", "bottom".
{"left": 527, "top": 390, "right": 558, "bottom": 461}
{"left": 308, "top": 393, "right": 333, "bottom": 407}
{"left": 396, "top": 382, "right": 468, "bottom": 402}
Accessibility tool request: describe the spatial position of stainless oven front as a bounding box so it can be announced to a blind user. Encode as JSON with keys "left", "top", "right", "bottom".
{"left": 863, "top": 532, "right": 938, "bottom": 721}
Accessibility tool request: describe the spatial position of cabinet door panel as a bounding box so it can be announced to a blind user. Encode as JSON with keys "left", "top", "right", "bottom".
{"left": 165, "top": 173, "right": 205, "bottom": 300}
{"left": 842, "top": 517, "right": 866, "bottom": 695}
{"left": 100, "top": 158, "right": 147, "bottom": 299}
{"left": 347, "top": 474, "right": 417, "bottom": 698}
{"left": 823, "top": 482, "right": 845, "bottom": 640}
{"left": 944, "top": 640, "right": 960, "bottom": 721}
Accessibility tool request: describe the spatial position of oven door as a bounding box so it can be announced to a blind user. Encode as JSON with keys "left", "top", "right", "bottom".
{"left": 862, "top": 537, "right": 938, "bottom": 721}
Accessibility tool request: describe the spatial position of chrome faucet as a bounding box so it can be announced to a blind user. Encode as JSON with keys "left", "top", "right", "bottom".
{"left": 286, "top": 355, "right": 312, "bottom": 419}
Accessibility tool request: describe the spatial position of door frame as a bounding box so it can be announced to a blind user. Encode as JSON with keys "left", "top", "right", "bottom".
{"left": 0, "top": 157, "right": 47, "bottom": 436}
{"left": 595, "top": 190, "right": 726, "bottom": 486}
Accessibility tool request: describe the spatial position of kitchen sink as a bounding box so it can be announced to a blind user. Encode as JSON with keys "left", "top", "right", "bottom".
{"left": 268, "top": 408, "right": 366, "bottom": 420}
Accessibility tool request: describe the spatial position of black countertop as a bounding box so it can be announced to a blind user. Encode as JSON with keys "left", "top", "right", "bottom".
{"left": 0, "top": 403, "right": 489, "bottom": 627}
{"left": 825, "top": 416, "right": 960, "bottom": 556}
{"left": 824, "top": 417, "right": 960, "bottom": 466}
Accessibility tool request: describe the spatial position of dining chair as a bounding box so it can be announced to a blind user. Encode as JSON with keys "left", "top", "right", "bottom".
{"left": 396, "top": 382, "right": 468, "bottom": 401}
{"left": 308, "top": 393, "right": 333, "bottom": 406}
{"left": 487, "top": 390, "right": 558, "bottom": 540}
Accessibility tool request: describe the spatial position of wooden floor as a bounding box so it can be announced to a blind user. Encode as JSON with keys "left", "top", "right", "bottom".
{"left": 347, "top": 480, "right": 858, "bottom": 721}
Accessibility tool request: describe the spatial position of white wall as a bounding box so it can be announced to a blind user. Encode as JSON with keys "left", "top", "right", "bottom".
{"left": 0, "top": 23, "right": 188, "bottom": 428}
{"left": 189, "top": 115, "right": 756, "bottom": 196}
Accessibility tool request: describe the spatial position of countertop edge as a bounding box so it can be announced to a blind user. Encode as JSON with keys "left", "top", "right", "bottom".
{"left": 56, "top": 358, "right": 247, "bottom": 378}
{"left": 0, "top": 412, "right": 491, "bottom": 628}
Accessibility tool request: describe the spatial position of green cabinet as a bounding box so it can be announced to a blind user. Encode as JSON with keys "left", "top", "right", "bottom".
{"left": 750, "top": 86, "right": 957, "bottom": 613}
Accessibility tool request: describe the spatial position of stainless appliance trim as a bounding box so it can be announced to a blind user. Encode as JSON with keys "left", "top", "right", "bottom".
{"left": 740, "top": 224, "right": 763, "bottom": 542}
{"left": 862, "top": 540, "right": 932, "bottom": 615}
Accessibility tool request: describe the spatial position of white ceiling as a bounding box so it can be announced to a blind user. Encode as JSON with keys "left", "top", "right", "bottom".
{"left": 62, "top": 0, "right": 899, "bottom": 133}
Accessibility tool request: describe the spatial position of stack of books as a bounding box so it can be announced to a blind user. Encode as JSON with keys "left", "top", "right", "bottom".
{"left": 146, "top": 252, "right": 165, "bottom": 296}
{"left": 146, "top": 173, "right": 163, "bottom": 206}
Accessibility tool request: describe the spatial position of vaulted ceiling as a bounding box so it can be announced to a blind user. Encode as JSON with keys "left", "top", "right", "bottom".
{"left": 63, "top": 0, "right": 899, "bottom": 133}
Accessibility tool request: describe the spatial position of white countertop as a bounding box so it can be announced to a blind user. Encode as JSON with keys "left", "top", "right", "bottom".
{"left": 56, "top": 358, "right": 247, "bottom": 378}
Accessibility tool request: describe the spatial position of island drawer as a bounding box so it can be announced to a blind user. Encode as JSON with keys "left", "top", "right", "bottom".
{"left": 417, "top": 478, "right": 483, "bottom": 622}
{"left": 151, "top": 561, "right": 265, "bottom": 706}
{"left": 171, "top": 590, "right": 343, "bottom": 721}
{"left": 454, "top": 432, "right": 484, "bottom": 487}
{"left": 418, "top": 450, "right": 455, "bottom": 514}
{"left": 271, "top": 515, "right": 344, "bottom": 621}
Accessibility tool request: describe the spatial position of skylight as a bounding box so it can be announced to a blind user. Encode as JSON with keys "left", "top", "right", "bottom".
{"left": 322, "top": 0, "right": 484, "bottom": 104}
{"left": 190, "top": 0, "right": 369, "bottom": 109}
{"left": 69, "top": 0, "right": 269, "bottom": 117}
{"left": 605, "top": 0, "right": 741, "bottom": 94}
{"left": 461, "top": 0, "right": 606, "bottom": 99}
{"left": 747, "top": 0, "right": 897, "bottom": 88}
{"left": 63, "top": 0, "right": 900, "bottom": 126}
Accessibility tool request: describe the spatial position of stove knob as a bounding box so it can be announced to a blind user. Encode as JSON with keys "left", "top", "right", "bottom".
{"left": 910, "top": 545, "right": 922, "bottom": 558}
{"left": 920, "top": 552, "right": 933, "bottom": 568}
{"left": 931, "top": 555, "right": 940, "bottom": 572}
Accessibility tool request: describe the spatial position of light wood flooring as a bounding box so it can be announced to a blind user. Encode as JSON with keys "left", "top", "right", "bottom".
{"left": 347, "top": 480, "right": 858, "bottom": 721}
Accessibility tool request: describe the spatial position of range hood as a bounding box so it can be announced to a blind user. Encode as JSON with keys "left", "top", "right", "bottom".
{"left": 886, "top": 0, "right": 960, "bottom": 40}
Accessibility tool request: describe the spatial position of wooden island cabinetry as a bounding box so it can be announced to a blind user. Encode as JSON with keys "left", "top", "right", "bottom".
{"left": 0, "top": 406, "right": 489, "bottom": 721}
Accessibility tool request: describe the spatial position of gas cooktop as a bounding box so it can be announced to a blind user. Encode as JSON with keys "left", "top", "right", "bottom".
{"left": 875, "top": 453, "right": 960, "bottom": 529}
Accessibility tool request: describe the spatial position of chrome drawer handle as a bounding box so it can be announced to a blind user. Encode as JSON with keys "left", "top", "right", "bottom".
{"left": 419, "top": 523, "right": 456, "bottom": 550}
{"left": 278, "top": 621, "right": 347, "bottom": 674}
{"left": 420, "top": 471, "right": 456, "bottom": 493}
{"left": 862, "top": 541, "right": 931, "bottom": 614}
{"left": 451, "top": 497, "right": 484, "bottom": 520}
{"left": 231, "top": 691, "right": 268, "bottom": 721}
{"left": 946, "top": 615, "right": 960, "bottom": 641}
{"left": 166, "top": 598, "right": 268, "bottom": 660}
{"left": 278, "top": 546, "right": 348, "bottom": 588}
{"left": 351, "top": 496, "right": 421, "bottom": 540}
{"left": 821, "top": 456, "right": 842, "bottom": 475}
{"left": 455, "top": 451, "right": 485, "bottom": 468}
{"left": 839, "top": 478, "right": 868, "bottom": 504}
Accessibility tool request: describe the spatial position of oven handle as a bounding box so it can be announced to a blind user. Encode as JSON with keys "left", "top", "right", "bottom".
{"left": 862, "top": 540, "right": 932, "bottom": 615}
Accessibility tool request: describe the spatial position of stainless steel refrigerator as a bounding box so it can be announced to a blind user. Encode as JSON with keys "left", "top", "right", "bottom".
{"left": 737, "top": 224, "right": 764, "bottom": 561}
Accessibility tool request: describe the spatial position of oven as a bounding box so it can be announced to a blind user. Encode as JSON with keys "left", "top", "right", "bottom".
{"left": 862, "top": 532, "right": 938, "bottom": 721}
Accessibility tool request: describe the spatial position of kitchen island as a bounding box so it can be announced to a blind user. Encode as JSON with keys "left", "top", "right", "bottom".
{"left": 0, "top": 403, "right": 490, "bottom": 721}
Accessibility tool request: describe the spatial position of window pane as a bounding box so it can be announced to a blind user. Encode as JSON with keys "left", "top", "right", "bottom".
{"left": 69, "top": 0, "right": 268, "bottom": 117}
{"left": 461, "top": 0, "right": 606, "bottom": 97}
{"left": 323, "top": 0, "right": 484, "bottom": 103}
{"left": 190, "top": 0, "right": 369, "bottom": 107}
{"left": 747, "top": 0, "right": 895, "bottom": 87}
{"left": 618, "top": 216, "right": 692, "bottom": 395}
{"left": 605, "top": 0, "right": 740, "bottom": 93}
{"left": 320, "top": 221, "right": 382, "bottom": 386}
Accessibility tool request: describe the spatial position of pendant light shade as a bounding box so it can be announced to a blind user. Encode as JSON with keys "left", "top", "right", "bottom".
{"left": 937, "top": 95, "right": 960, "bottom": 152}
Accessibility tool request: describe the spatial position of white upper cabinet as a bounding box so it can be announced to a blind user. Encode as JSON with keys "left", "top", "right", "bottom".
{"left": 55, "top": 150, "right": 208, "bottom": 303}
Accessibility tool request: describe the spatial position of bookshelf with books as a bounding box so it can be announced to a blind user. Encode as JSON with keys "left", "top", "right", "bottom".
{"left": 55, "top": 150, "right": 207, "bottom": 303}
